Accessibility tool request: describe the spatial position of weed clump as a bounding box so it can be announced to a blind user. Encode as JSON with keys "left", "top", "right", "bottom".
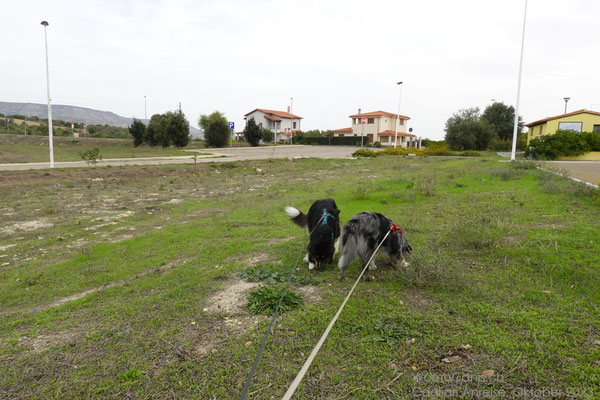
{"left": 246, "top": 286, "right": 303, "bottom": 315}
{"left": 352, "top": 184, "right": 372, "bottom": 200}
{"left": 238, "top": 264, "right": 312, "bottom": 286}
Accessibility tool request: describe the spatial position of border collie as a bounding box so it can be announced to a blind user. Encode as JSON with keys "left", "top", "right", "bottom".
{"left": 337, "top": 212, "right": 412, "bottom": 280}
{"left": 285, "top": 198, "right": 341, "bottom": 270}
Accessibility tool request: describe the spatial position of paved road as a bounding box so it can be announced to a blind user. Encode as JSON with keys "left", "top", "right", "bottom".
{"left": 0, "top": 145, "right": 360, "bottom": 171}
{"left": 545, "top": 161, "right": 600, "bottom": 186}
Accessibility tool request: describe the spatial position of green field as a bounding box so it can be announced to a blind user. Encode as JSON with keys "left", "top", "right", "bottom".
{"left": 0, "top": 157, "right": 599, "bottom": 399}
{"left": 0, "top": 134, "right": 209, "bottom": 163}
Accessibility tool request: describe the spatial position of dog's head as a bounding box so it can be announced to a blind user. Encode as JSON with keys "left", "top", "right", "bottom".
{"left": 307, "top": 228, "right": 335, "bottom": 269}
{"left": 389, "top": 223, "right": 412, "bottom": 261}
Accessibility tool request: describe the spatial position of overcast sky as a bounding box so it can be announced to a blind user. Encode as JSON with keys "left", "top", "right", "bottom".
{"left": 2, "top": 0, "right": 599, "bottom": 139}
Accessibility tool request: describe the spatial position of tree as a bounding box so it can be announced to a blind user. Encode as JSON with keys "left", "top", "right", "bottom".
{"left": 244, "top": 118, "right": 262, "bottom": 146}
{"left": 261, "top": 128, "right": 274, "bottom": 143}
{"left": 199, "top": 111, "right": 229, "bottom": 148}
{"left": 129, "top": 118, "right": 146, "bottom": 147}
{"left": 145, "top": 114, "right": 166, "bottom": 147}
{"left": 481, "top": 102, "right": 523, "bottom": 141}
{"left": 444, "top": 107, "right": 494, "bottom": 150}
{"left": 167, "top": 111, "right": 191, "bottom": 148}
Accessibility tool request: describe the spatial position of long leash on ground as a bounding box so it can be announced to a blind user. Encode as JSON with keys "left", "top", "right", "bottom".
{"left": 281, "top": 227, "right": 393, "bottom": 400}
{"left": 240, "top": 213, "right": 327, "bottom": 400}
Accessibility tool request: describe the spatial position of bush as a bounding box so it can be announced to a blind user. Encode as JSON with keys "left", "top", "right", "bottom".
{"left": 422, "top": 143, "right": 452, "bottom": 156}
{"left": 352, "top": 148, "right": 377, "bottom": 157}
{"left": 199, "top": 111, "right": 229, "bottom": 148}
{"left": 458, "top": 150, "right": 481, "bottom": 157}
{"left": 79, "top": 148, "right": 102, "bottom": 166}
{"left": 525, "top": 130, "right": 591, "bottom": 160}
{"left": 305, "top": 136, "right": 363, "bottom": 146}
{"left": 261, "top": 128, "right": 274, "bottom": 143}
{"left": 246, "top": 286, "right": 303, "bottom": 315}
{"left": 373, "top": 141, "right": 382, "bottom": 148}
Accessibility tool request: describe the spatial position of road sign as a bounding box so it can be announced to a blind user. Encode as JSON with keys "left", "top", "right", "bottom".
{"left": 361, "top": 117, "right": 367, "bottom": 125}
{"left": 228, "top": 122, "right": 235, "bottom": 129}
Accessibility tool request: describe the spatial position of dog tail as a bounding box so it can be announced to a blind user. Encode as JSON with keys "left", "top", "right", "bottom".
{"left": 337, "top": 227, "right": 358, "bottom": 275}
{"left": 285, "top": 206, "right": 308, "bottom": 228}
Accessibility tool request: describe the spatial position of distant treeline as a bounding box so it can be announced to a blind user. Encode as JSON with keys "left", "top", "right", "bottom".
{"left": 0, "top": 115, "right": 129, "bottom": 139}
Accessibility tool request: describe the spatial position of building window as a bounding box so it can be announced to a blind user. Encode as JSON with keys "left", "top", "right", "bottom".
{"left": 399, "top": 119, "right": 404, "bottom": 126}
{"left": 339, "top": 134, "right": 344, "bottom": 137}
{"left": 558, "top": 121, "right": 582, "bottom": 132}
{"left": 593, "top": 124, "right": 600, "bottom": 133}
{"left": 293, "top": 121, "right": 297, "bottom": 129}
{"left": 367, "top": 118, "right": 374, "bottom": 124}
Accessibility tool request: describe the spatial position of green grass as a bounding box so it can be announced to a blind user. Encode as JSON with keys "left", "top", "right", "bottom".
{"left": 0, "top": 135, "right": 210, "bottom": 163}
{"left": 0, "top": 157, "right": 599, "bottom": 399}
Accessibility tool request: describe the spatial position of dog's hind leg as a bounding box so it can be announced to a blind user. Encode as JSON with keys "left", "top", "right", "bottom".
{"left": 334, "top": 238, "right": 340, "bottom": 255}
{"left": 337, "top": 235, "right": 357, "bottom": 280}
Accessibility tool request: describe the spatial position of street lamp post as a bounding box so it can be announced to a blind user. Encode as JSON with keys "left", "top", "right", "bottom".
{"left": 563, "top": 97, "right": 570, "bottom": 114}
{"left": 144, "top": 96, "right": 147, "bottom": 120}
{"left": 394, "top": 81, "right": 403, "bottom": 148}
{"left": 41, "top": 20, "right": 54, "bottom": 168}
{"left": 510, "top": 0, "right": 528, "bottom": 161}
{"left": 290, "top": 97, "right": 294, "bottom": 145}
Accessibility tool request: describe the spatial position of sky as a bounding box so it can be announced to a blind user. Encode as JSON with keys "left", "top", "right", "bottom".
{"left": 1, "top": 0, "right": 599, "bottom": 139}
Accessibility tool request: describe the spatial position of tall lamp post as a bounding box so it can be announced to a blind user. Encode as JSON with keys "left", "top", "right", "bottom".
{"left": 510, "top": 0, "right": 528, "bottom": 161}
{"left": 393, "top": 81, "right": 403, "bottom": 148}
{"left": 41, "top": 20, "right": 54, "bottom": 168}
{"left": 144, "top": 96, "right": 147, "bottom": 120}
{"left": 563, "top": 97, "right": 570, "bottom": 114}
{"left": 290, "top": 97, "right": 294, "bottom": 145}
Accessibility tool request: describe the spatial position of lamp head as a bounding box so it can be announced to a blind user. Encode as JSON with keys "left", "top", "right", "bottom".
{"left": 397, "top": 81, "right": 403, "bottom": 85}
{"left": 41, "top": 21, "right": 49, "bottom": 26}
{"left": 564, "top": 97, "right": 570, "bottom": 102}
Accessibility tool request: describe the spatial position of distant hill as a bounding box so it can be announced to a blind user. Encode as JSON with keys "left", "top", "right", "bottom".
{"left": 0, "top": 101, "right": 203, "bottom": 138}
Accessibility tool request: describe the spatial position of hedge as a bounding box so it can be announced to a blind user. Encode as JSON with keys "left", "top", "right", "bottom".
{"left": 525, "top": 130, "right": 600, "bottom": 160}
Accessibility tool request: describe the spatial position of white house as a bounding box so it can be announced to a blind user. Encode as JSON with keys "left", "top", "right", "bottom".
{"left": 331, "top": 109, "right": 420, "bottom": 148}
{"left": 244, "top": 108, "right": 303, "bottom": 142}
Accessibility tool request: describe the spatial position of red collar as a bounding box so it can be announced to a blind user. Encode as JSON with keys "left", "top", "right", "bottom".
{"left": 390, "top": 222, "right": 404, "bottom": 238}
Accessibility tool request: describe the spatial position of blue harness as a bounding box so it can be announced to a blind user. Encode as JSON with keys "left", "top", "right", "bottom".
{"left": 322, "top": 209, "right": 336, "bottom": 239}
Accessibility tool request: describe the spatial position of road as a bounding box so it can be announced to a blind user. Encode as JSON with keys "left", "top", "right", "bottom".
{"left": 545, "top": 161, "right": 600, "bottom": 187}
{"left": 0, "top": 145, "right": 360, "bottom": 171}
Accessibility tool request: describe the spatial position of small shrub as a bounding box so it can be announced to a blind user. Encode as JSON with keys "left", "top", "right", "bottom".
{"left": 413, "top": 178, "right": 437, "bottom": 196}
{"left": 458, "top": 150, "right": 481, "bottom": 157}
{"left": 238, "top": 264, "right": 311, "bottom": 286}
{"left": 422, "top": 143, "right": 452, "bottom": 156}
{"left": 79, "top": 148, "right": 102, "bottom": 166}
{"left": 373, "top": 141, "right": 382, "bottom": 148}
{"left": 510, "top": 160, "right": 538, "bottom": 170}
{"left": 363, "top": 320, "right": 406, "bottom": 347}
{"left": 246, "top": 286, "right": 303, "bottom": 315}
{"left": 352, "top": 184, "right": 372, "bottom": 200}
{"left": 352, "top": 148, "right": 377, "bottom": 157}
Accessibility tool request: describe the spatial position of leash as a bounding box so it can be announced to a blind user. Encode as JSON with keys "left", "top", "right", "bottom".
{"left": 281, "top": 227, "right": 393, "bottom": 400}
{"left": 240, "top": 211, "right": 328, "bottom": 400}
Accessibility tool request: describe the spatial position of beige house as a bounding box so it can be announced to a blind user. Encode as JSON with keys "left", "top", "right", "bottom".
{"left": 331, "top": 110, "right": 420, "bottom": 148}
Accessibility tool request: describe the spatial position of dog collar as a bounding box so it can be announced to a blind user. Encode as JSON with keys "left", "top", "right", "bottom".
{"left": 390, "top": 222, "right": 404, "bottom": 239}
{"left": 322, "top": 209, "right": 335, "bottom": 225}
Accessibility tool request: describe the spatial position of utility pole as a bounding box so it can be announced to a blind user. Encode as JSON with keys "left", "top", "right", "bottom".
{"left": 510, "top": 0, "right": 528, "bottom": 161}
{"left": 41, "top": 20, "right": 54, "bottom": 168}
{"left": 144, "top": 95, "right": 147, "bottom": 120}
{"left": 290, "top": 97, "right": 294, "bottom": 145}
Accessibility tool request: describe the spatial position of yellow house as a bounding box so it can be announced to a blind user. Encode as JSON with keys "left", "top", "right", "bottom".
{"left": 526, "top": 109, "right": 600, "bottom": 144}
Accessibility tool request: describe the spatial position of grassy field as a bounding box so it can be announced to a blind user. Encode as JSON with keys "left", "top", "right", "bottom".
{"left": 0, "top": 134, "right": 209, "bottom": 163}
{"left": 0, "top": 156, "right": 599, "bottom": 399}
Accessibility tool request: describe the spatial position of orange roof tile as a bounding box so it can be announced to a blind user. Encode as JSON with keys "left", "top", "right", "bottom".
{"left": 331, "top": 127, "right": 353, "bottom": 133}
{"left": 264, "top": 114, "right": 282, "bottom": 122}
{"left": 245, "top": 108, "right": 303, "bottom": 119}
{"left": 349, "top": 110, "right": 410, "bottom": 120}
{"left": 525, "top": 109, "right": 600, "bottom": 127}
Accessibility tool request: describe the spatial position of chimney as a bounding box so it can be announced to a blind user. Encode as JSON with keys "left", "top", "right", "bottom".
{"left": 358, "top": 108, "right": 362, "bottom": 114}
{"left": 287, "top": 106, "right": 291, "bottom": 113}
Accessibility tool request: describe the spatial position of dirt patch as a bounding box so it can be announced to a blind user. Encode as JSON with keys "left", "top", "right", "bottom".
{"left": 205, "top": 279, "right": 259, "bottom": 315}
{"left": 246, "top": 253, "right": 273, "bottom": 267}
{"left": 33, "top": 258, "right": 192, "bottom": 312}
{"left": 17, "top": 329, "right": 83, "bottom": 353}
{"left": 266, "top": 235, "right": 296, "bottom": 245}
{"left": 2, "top": 219, "right": 53, "bottom": 235}
{"left": 296, "top": 285, "right": 322, "bottom": 303}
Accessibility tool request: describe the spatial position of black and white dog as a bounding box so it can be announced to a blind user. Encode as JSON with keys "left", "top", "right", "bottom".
{"left": 338, "top": 212, "right": 412, "bottom": 280}
{"left": 285, "top": 198, "right": 341, "bottom": 270}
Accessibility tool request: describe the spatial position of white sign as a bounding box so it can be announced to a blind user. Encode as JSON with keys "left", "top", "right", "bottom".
{"left": 361, "top": 117, "right": 367, "bottom": 125}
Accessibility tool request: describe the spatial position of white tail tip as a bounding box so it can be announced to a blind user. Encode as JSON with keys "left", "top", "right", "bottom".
{"left": 285, "top": 206, "right": 300, "bottom": 218}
